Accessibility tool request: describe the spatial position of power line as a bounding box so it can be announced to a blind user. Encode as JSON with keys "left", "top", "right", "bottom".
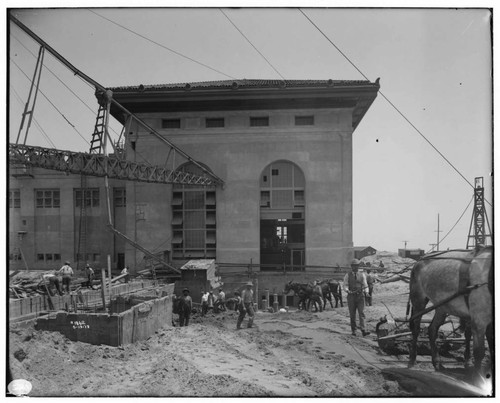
{"left": 219, "top": 9, "right": 286, "bottom": 81}
{"left": 87, "top": 9, "right": 236, "bottom": 80}
{"left": 10, "top": 57, "right": 90, "bottom": 146}
{"left": 425, "top": 196, "right": 474, "bottom": 253}
{"left": 298, "top": 8, "right": 489, "bottom": 205}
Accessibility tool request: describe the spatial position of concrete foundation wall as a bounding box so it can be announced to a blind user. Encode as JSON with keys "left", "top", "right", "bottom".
{"left": 9, "top": 280, "right": 162, "bottom": 320}
{"left": 35, "top": 294, "right": 173, "bottom": 347}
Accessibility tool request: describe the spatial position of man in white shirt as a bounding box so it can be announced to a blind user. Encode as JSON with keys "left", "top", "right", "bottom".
{"left": 343, "top": 259, "right": 370, "bottom": 337}
{"left": 58, "top": 261, "right": 74, "bottom": 294}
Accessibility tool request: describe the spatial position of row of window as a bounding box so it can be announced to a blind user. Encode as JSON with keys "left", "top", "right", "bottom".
{"left": 11, "top": 253, "right": 102, "bottom": 263}
{"left": 162, "top": 115, "right": 315, "bottom": 129}
{"left": 9, "top": 188, "right": 126, "bottom": 209}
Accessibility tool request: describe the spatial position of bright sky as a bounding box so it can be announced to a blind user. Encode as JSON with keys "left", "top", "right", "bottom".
{"left": 6, "top": 5, "right": 494, "bottom": 253}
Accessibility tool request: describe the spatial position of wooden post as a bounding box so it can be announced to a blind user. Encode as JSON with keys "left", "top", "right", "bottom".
{"left": 255, "top": 278, "right": 259, "bottom": 312}
{"left": 107, "top": 255, "right": 112, "bottom": 300}
{"left": 101, "top": 268, "right": 107, "bottom": 311}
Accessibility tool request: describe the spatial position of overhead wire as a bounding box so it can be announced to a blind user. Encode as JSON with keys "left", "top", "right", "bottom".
{"left": 11, "top": 31, "right": 122, "bottom": 139}
{"left": 10, "top": 30, "right": 200, "bottom": 182}
{"left": 219, "top": 9, "right": 286, "bottom": 81}
{"left": 10, "top": 84, "right": 57, "bottom": 148}
{"left": 10, "top": 57, "right": 91, "bottom": 147}
{"left": 298, "top": 8, "right": 491, "bottom": 209}
{"left": 87, "top": 9, "right": 237, "bottom": 80}
{"left": 426, "top": 195, "right": 475, "bottom": 253}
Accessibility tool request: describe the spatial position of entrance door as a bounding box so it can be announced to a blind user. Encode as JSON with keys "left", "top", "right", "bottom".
{"left": 117, "top": 253, "right": 125, "bottom": 270}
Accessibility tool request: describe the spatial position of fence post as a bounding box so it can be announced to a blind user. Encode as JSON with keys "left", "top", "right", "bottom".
{"left": 101, "top": 268, "right": 107, "bottom": 311}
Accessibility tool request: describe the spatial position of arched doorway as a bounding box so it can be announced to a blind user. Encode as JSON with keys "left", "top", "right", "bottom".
{"left": 260, "top": 161, "right": 305, "bottom": 271}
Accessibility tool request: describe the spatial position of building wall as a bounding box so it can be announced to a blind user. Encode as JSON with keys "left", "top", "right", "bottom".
{"left": 127, "top": 107, "right": 355, "bottom": 268}
{"left": 9, "top": 169, "right": 126, "bottom": 271}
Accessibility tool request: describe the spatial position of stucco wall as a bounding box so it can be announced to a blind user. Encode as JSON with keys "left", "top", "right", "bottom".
{"left": 128, "top": 108, "right": 354, "bottom": 267}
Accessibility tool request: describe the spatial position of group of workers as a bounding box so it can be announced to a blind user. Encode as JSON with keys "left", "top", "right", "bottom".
{"left": 177, "top": 259, "right": 379, "bottom": 337}
{"left": 40, "top": 262, "right": 131, "bottom": 296}
{"left": 178, "top": 281, "right": 255, "bottom": 329}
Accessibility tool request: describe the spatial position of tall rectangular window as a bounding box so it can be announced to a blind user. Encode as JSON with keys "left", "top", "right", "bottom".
{"left": 75, "top": 189, "right": 100, "bottom": 208}
{"left": 205, "top": 117, "right": 225, "bottom": 128}
{"left": 36, "top": 189, "right": 60, "bottom": 208}
{"left": 172, "top": 166, "right": 216, "bottom": 260}
{"left": 162, "top": 118, "right": 181, "bottom": 129}
{"left": 113, "top": 188, "right": 126, "bottom": 207}
{"left": 9, "top": 189, "right": 20, "bottom": 208}
{"left": 250, "top": 116, "right": 269, "bottom": 127}
{"left": 295, "top": 115, "right": 314, "bottom": 126}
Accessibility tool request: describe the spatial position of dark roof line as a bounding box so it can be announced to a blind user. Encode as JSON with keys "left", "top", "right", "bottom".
{"left": 109, "top": 78, "right": 379, "bottom": 92}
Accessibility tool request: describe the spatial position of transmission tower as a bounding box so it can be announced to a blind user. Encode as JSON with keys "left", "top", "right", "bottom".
{"left": 466, "top": 177, "right": 492, "bottom": 248}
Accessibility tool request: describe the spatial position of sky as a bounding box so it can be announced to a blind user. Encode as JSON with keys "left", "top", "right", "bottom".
{"left": 6, "top": 5, "right": 494, "bottom": 253}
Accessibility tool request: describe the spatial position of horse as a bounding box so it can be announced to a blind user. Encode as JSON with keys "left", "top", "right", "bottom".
{"left": 317, "top": 279, "right": 343, "bottom": 309}
{"left": 408, "top": 246, "right": 493, "bottom": 380}
{"left": 284, "top": 281, "right": 323, "bottom": 312}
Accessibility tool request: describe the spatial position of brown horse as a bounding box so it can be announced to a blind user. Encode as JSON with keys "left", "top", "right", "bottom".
{"left": 408, "top": 246, "right": 493, "bottom": 379}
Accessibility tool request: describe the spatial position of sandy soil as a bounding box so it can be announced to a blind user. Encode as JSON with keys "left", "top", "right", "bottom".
{"left": 8, "top": 281, "right": 481, "bottom": 397}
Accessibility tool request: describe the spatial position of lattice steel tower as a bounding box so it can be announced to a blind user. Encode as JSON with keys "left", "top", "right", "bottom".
{"left": 466, "top": 177, "right": 492, "bottom": 248}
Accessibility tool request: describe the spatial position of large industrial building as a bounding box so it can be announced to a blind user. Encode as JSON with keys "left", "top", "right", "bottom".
{"left": 9, "top": 78, "right": 379, "bottom": 274}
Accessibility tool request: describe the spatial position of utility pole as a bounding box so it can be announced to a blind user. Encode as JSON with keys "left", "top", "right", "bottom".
{"left": 434, "top": 214, "right": 442, "bottom": 251}
{"left": 402, "top": 240, "right": 409, "bottom": 250}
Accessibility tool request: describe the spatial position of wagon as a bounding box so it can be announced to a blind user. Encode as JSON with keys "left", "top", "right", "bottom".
{"left": 376, "top": 315, "right": 467, "bottom": 356}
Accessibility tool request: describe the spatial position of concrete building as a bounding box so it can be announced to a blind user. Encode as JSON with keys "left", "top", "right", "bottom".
{"left": 9, "top": 78, "right": 379, "bottom": 274}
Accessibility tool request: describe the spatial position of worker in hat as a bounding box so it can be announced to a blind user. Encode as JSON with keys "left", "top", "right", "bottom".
{"left": 343, "top": 259, "right": 370, "bottom": 337}
{"left": 84, "top": 263, "right": 95, "bottom": 289}
{"left": 178, "top": 288, "right": 192, "bottom": 327}
{"left": 58, "top": 261, "right": 74, "bottom": 294}
{"left": 237, "top": 281, "right": 255, "bottom": 329}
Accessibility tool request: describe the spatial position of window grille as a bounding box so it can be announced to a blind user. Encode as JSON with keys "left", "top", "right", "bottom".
{"left": 35, "top": 189, "right": 60, "bottom": 208}
{"left": 162, "top": 118, "right": 181, "bottom": 129}
{"left": 250, "top": 116, "right": 269, "bottom": 127}
{"left": 295, "top": 115, "right": 314, "bottom": 126}
{"left": 206, "top": 117, "right": 225, "bottom": 128}
{"left": 113, "top": 188, "right": 126, "bottom": 207}
{"left": 75, "top": 189, "right": 100, "bottom": 208}
{"left": 9, "top": 189, "right": 20, "bottom": 208}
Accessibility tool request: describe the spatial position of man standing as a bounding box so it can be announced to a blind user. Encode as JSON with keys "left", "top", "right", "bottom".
{"left": 58, "top": 261, "right": 74, "bottom": 294}
{"left": 365, "top": 269, "right": 375, "bottom": 306}
{"left": 237, "top": 281, "right": 255, "bottom": 329}
{"left": 179, "top": 288, "right": 193, "bottom": 327}
{"left": 121, "top": 266, "right": 130, "bottom": 283}
{"left": 201, "top": 290, "right": 209, "bottom": 316}
{"left": 215, "top": 288, "right": 226, "bottom": 312}
{"left": 84, "top": 264, "right": 95, "bottom": 289}
{"left": 343, "top": 259, "right": 370, "bottom": 336}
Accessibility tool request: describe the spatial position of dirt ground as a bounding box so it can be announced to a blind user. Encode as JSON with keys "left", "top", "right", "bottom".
{"left": 8, "top": 279, "right": 489, "bottom": 397}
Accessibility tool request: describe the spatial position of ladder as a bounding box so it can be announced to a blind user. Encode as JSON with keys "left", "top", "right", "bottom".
{"left": 89, "top": 104, "right": 106, "bottom": 154}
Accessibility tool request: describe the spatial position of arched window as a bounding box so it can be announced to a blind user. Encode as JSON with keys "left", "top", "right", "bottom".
{"left": 260, "top": 161, "right": 305, "bottom": 270}
{"left": 172, "top": 163, "right": 216, "bottom": 259}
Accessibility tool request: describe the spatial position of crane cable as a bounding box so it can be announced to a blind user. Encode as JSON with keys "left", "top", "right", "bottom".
{"left": 10, "top": 57, "right": 90, "bottom": 146}
{"left": 219, "top": 9, "right": 286, "bottom": 81}
{"left": 298, "top": 8, "right": 491, "bottom": 208}
{"left": 10, "top": 84, "right": 56, "bottom": 148}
